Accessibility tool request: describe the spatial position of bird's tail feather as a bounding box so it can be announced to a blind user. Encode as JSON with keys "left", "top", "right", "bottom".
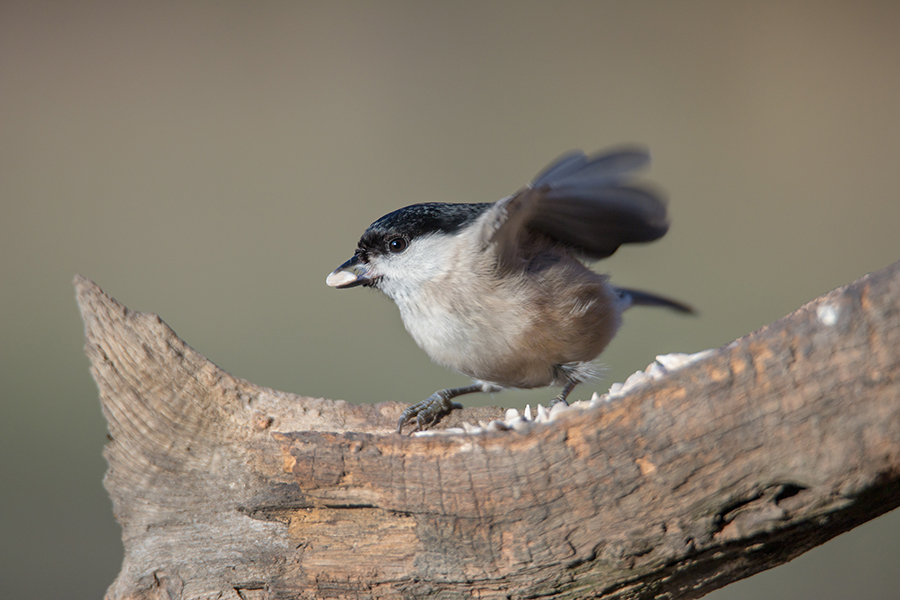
{"left": 616, "top": 287, "right": 696, "bottom": 314}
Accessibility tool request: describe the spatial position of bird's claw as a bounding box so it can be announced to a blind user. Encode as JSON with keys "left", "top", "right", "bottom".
{"left": 396, "top": 394, "right": 463, "bottom": 434}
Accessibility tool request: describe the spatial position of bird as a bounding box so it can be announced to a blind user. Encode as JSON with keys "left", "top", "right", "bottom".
{"left": 326, "top": 147, "right": 693, "bottom": 434}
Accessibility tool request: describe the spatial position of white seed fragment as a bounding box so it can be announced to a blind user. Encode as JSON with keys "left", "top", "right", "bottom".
{"left": 549, "top": 401, "right": 569, "bottom": 421}
{"left": 655, "top": 353, "right": 691, "bottom": 371}
{"left": 510, "top": 416, "right": 531, "bottom": 432}
{"left": 461, "top": 422, "right": 483, "bottom": 434}
{"left": 662, "top": 348, "right": 716, "bottom": 369}
{"left": 413, "top": 427, "right": 466, "bottom": 437}
{"left": 817, "top": 303, "right": 839, "bottom": 326}
{"left": 606, "top": 383, "right": 625, "bottom": 398}
{"left": 621, "top": 371, "right": 652, "bottom": 394}
{"left": 646, "top": 361, "right": 668, "bottom": 380}
{"left": 486, "top": 420, "right": 510, "bottom": 431}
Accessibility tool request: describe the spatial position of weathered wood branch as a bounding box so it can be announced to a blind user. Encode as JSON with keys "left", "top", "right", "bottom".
{"left": 76, "top": 261, "right": 900, "bottom": 600}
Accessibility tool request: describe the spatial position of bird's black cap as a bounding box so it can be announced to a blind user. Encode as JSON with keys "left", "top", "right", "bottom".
{"left": 357, "top": 202, "right": 490, "bottom": 255}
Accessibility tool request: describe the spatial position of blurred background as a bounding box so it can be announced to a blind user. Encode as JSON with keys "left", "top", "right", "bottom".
{"left": 2, "top": 1, "right": 899, "bottom": 598}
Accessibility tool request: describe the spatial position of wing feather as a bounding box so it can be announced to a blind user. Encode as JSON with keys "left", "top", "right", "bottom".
{"left": 528, "top": 148, "right": 669, "bottom": 259}
{"left": 484, "top": 147, "right": 671, "bottom": 264}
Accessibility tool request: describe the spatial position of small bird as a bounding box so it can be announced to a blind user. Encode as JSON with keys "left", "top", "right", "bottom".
{"left": 326, "top": 148, "right": 693, "bottom": 433}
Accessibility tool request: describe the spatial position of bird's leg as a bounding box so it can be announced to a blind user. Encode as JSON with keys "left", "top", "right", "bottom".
{"left": 548, "top": 380, "right": 579, "bottom": 408}
{"left": 397, "top": 383, "right": 497, "bottom": 434}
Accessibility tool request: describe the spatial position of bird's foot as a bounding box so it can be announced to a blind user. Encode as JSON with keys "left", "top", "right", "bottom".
{"left": 397, "top": 393, "right": 463, "bottom": 434}
{"left": 548, "top": 380, "right": 578, "bottom": 409}
{"left": 396, "top": 383, "right": 494, "bottom": 434}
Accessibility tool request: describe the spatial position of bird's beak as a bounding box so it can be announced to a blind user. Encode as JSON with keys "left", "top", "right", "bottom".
{"left": 326, "top": 254, "right": 373, "bottom": 289}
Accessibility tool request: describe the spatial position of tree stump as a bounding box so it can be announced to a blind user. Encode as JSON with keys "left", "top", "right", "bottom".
{"left": 75, "top": 260, "right": 900, "bottom": 600}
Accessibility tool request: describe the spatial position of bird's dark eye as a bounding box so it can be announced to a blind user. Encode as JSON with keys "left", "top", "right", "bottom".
{"left": 387, "top": 236, "right": 408, "bottom": 253}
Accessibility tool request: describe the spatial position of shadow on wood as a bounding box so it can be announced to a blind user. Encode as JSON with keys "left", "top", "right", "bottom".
{"left": 75, "top": 260, "right": 900, "bottom": 600}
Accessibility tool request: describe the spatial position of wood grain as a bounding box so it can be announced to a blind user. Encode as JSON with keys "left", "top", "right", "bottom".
{"left": 76, "top": 260, "right": 900, "bottom": 600}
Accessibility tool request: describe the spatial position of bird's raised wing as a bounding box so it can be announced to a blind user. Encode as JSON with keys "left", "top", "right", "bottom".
{"left": 486, "top": 148, "right": 670, "bottom": 264}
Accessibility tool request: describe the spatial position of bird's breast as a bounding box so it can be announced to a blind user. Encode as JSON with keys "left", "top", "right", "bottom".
{"left": 392, "top": 262, "right": 621, "bottom": 389}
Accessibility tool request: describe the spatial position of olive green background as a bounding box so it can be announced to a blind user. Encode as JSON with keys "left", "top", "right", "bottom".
{"left": 2, "top": 2, "right": 899, "bottom": 598}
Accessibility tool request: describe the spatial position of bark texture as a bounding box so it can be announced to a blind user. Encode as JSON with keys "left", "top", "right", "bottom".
{"left": 75, "top": 260, "right": 900, "bottom": 600}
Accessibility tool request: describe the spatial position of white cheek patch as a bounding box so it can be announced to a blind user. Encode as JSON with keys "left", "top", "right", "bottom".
{"left": 377, "top": 233, "right": 459, "bottom": 295}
